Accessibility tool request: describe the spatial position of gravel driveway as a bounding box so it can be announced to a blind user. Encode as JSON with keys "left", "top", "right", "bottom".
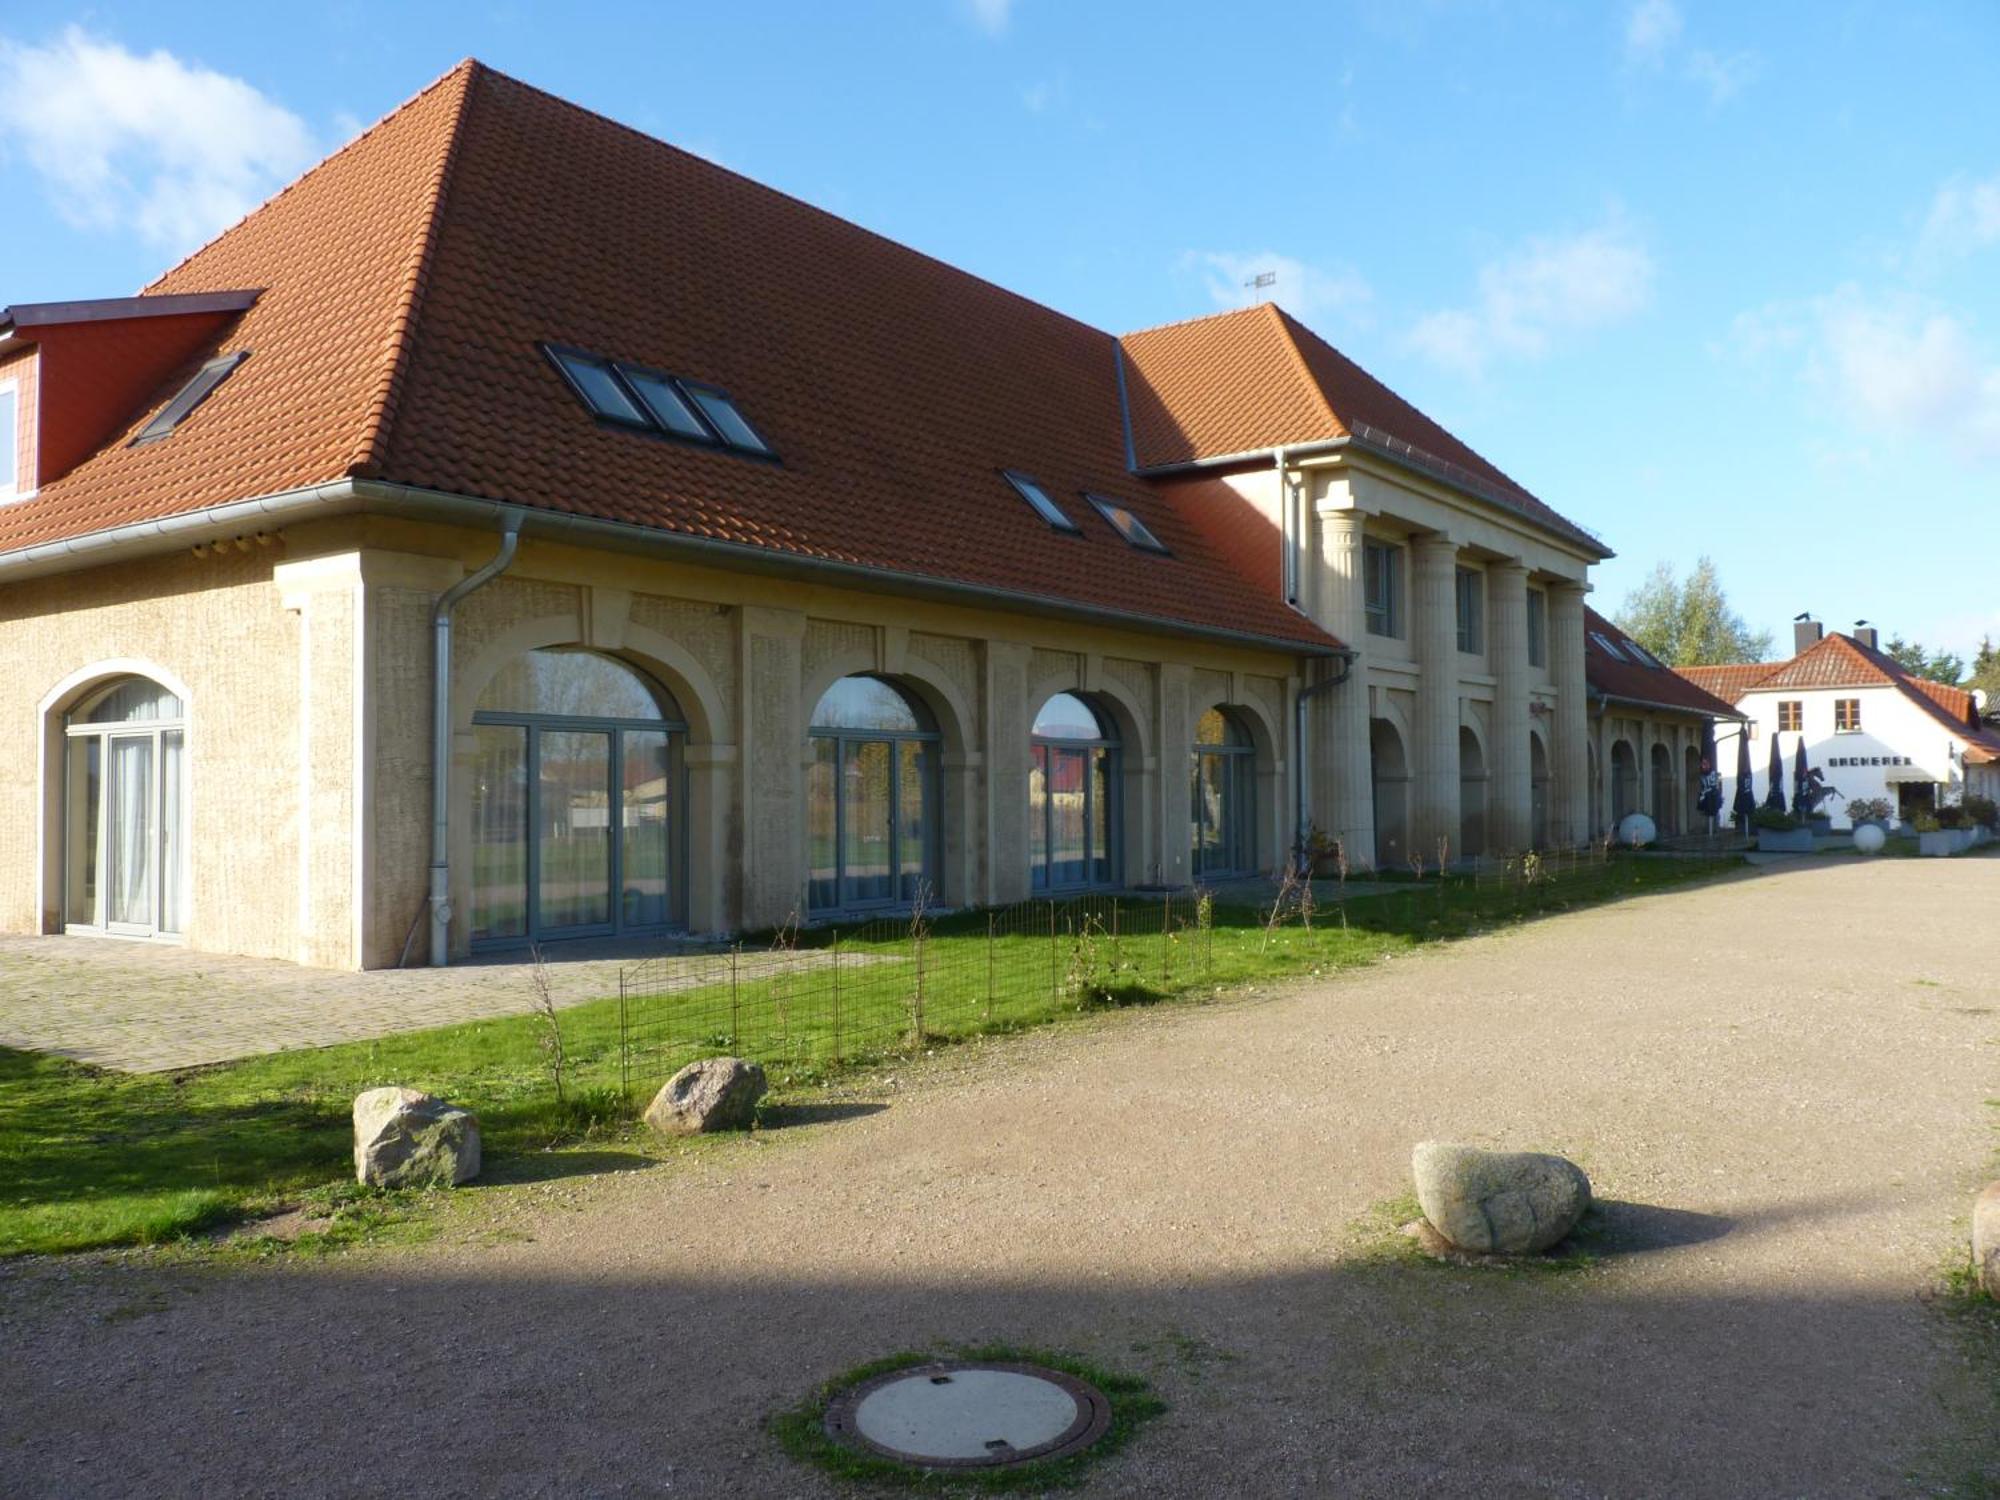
{"left": 4, "top": 857, "right": 1996, "bottom": 1497}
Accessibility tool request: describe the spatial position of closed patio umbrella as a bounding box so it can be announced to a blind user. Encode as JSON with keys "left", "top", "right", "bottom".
{"left": 1793, "top": 737, "right": 1811, "bottom": 816}
{"left": 1732, "top": 730, "right": 1757, "bottom": 829}
{"left": 1763, "top": 732, "right": 1787, "bottom": 813}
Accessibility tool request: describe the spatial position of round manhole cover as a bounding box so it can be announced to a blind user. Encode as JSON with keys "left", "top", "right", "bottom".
{"left": 824, "top": 1361, "right": 1112, "bottom": 1469}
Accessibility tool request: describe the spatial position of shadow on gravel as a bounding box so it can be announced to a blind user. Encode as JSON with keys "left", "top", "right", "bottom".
{"left": 758, "top": 1101, "right": 891, "bottom": 1130}
{"left": 1587, "top": 1200, "right": 1735, "bottom": 1256}
{"left": 475, "top": 1149, "right": 657, "bottom": 1186}
{"left": 6, "top": 1252, "right": 1991, "bottom": 1499}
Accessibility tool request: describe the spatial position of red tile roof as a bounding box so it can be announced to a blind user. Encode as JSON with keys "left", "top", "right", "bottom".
{"left": 1678, "top": 633, "right": 2000, "bottom": 763}
{"left": 1673, "top": 663, "right": 1778, "bottom": 704}
{"left": 1119, "top": 304, "right": 1608, "bottom": 557}
{"left": 0, "top": 60, "right": 1354, "bottom": 653}
{"left": 1584, "top": 608, "right": 1741, "bottom": 719}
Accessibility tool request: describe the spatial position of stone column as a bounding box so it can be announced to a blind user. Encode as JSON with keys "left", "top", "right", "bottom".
{"left": 1409, "top": 534, "right": 1461, "bottom": 862}
{"left": 1548, "top": 581, "right": 1591, "bottom": 846}
{"left": 1487, "top": 560, "right": 1532, "bottom": 854}
{"left": 1311, "top": 504, "right": 1375, "bottom": 869}
{"left": 737, "top": 604, "right": 806, "bottom": 930}
{"left": 981, "top": 639, "right": 1032, "bottom": 905}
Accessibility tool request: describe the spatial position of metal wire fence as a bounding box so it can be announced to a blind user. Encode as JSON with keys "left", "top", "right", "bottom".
{"left": 618, "top": 892, "right": 1213, "bottom": 1102}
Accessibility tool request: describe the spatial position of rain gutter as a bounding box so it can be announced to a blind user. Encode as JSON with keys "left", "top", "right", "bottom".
{"left": 1292, "top": 649, "right": 1357, "bottom": 874}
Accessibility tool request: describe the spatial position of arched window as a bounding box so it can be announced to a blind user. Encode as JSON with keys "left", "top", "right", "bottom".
{"left": 1192, "top": 707, "right": 1256, "bottom": 879}
{"left": 1030, "top": 692, "right": 1118, "bottom": 890}
{"left": 1611, "top": 740, "right": 1640, "bottom": 825}
{"left": 1530, "top": 731, "right": 1552, "bottom": 850}
{"left": 808, "top": 676, "right": 937, "bottom": 912}
{"left": 470, "top": 648, "right": 685, "bottom": 944}
{"left": 1651, "top": 743, "right": 1678, "bottom": 835}
{"left": 65, "top": 676, "right": 186, "bottom": 938}
{"left": 1371, "top": 717, "right": 1409, "bottom": 869}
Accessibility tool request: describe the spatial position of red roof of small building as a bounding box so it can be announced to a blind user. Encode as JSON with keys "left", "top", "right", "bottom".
{"left": 1678, "top": 633, "right": 2000, "bottom": 763}
{"left": 1674, "top": 663, "right": 1779, "bottom": 704}
{"left": 1583, "top": 608, "right": 1740, "bottom": 719}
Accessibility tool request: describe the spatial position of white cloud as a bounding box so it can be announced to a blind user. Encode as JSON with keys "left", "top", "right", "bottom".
{"left": 960, "top": 0, "right": 1013, "bottom": 35}
{"left": 1186, "top": 250, "right": 1373, "bottom": 327}
{"left": 1407, "top": 217, "right": 1655, "bottom": 377}
{"left": 1806, "top": 287, "right": 2000, "bottom": 460}
{"left": 0, "top": 28, "right": 316, "bottom": 253}
{"left": 1624, "top": 0, "right": 1682, "bottom": 67}
{"left": 1686, "top": 48, "right": 1759, "bottom": 104}
{"left": 1915, "top": 170, "right": 2000, "bottom": 269}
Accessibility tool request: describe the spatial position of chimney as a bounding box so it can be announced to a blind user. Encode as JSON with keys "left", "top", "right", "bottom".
{"left": 1793, "top": 612, "right": 1823, "bottom": 655}
{"left": 1853, "top": 620, "right": 1879, "bottom": 651}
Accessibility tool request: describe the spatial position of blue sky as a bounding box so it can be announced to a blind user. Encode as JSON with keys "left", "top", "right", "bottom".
{"left": 3, "top": 2, "right": 1997, "bottom": 659}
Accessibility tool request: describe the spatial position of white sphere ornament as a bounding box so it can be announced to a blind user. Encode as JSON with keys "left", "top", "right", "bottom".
{"left": 1616, "top": 812, "right": 1657, "bottom": 846}
{"left": 1852, "top": 822, "right": 1887, "bottom": 855}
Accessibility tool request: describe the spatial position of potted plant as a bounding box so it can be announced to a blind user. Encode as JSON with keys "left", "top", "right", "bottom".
{"left": 1964, "top": 795, "right": 1998, "bottom": 845}
{"left": 1845, "top": 796, "right": 1893, "bottom": 835}
{"left": 1752, "top": 806, "right": 1814, "bottom": 853}
{"left": 1918, "top": 806, "right": 1973, "bottom": 856}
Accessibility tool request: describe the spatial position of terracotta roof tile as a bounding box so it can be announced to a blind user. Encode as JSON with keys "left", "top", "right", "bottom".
{"left": 1584, "top": 608, "right": 1740, "bottom": 718}
{"left": 0, "top": 62, "right": 1339, "bottom": 652}
{"left": 1119, "top": 304, "right": 1607, "bottom": 557}
{"left": 1673, "top": 662, "right": 1780, "bottom": 703}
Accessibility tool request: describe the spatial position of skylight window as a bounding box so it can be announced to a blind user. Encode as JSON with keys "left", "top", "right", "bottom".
{"left": 1087, "top": 494, "right": 1168, "bottom": 554}
{"left": 131, "top": 351, "right": 248, "bottom": 446}
{"left": 681, "top": 382, "right": 772, "bottom": 455}
{"left": 548, "top": 347, "right": 649, "bottom": 426}
{"left": 1624, "top": 639, "right": 1663, "bottom": 668}
{"left": 1003, "top": 471, "right": 1079, "bottom": 532}
{"left": 614, "top": 364, "right": 713, "bottom": 441}
{"left": 1589, "top": 631, "right": 1628, "bottom": 662}
{"left": 543, "top": 344, "right": 777, "bottom": 459}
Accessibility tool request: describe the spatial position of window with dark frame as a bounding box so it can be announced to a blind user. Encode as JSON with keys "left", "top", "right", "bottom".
{"left": 1455, "top": 566, "right": 1484, "bottom": 654}
{"left": 542, "top": 343, "right": 777, "bottom": 459}
{"left": 1835, "top": 698, "right": 1861, "bottom": 732}
{"left": 1086, "top": 494, "right": 1168, "bottom": 554}
{"left": 131, "top": 351, "right": 249, "bottom": 446}
{"left": 1002, "top": 471, "right": 1080, "bottom": 532}
{"left": 1777, "top": 700, "right": 1802, "bottom": 732}
{"left": 1363, "top": 539, "right": 1403, "bottom": 638}
{"left": 1526, "top": 589, "right": 1547, "bottom": 668}
{"left": 1589, "top": 630, "right": 1628, "bottom": 662}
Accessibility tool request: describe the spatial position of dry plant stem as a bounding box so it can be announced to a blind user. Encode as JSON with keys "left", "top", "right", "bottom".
{"left": 527, "top": 943, "right": 565, "bottom": 1110}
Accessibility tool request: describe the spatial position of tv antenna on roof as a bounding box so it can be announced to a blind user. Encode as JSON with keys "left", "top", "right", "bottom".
{"left": 1245, "top": 270, "right": 1276, "bottom": 292}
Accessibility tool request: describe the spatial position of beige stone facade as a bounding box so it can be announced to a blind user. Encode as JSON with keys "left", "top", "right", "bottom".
{"left": 1, "top": 514, "right": 1310, "bottom": 968}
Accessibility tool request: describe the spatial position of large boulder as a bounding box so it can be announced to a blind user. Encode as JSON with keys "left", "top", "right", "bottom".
{"left": 1412, "top": 1141, "right": 1591, "bottom": 1255}
{"left": 353, "top": 1087, "right": 480, "bottom": 1187}
{"left": 645, "top": 1057, "right": 767, "bottom": 1136}
{"left": 1975, "top": 1182, "right": 2000, "bottom": 1298}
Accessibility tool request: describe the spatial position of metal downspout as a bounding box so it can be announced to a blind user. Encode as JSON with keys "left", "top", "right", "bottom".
{"left": 1293, "top": 649, "right": 1356, "bottom": 874}
{"left": 429, "top": 510, "right": 524, "bottom": 966}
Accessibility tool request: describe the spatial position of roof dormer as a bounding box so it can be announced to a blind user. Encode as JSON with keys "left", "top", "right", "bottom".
{"left": 0, "top": 289, "right": 260, "bottom": 492}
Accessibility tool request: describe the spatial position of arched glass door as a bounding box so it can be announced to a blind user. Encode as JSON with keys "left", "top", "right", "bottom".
{"left": 470, "top": 648, "right": 685, "bottom": 945}
{"left": 807, "top": 675, "right": 937, "bottom": 913}
{"left": 1030, "top": 692, "right": 1118, "bottom": 890}
{"left": 1192, "top": 707, "right": 1255, "bottom": 879}
{"left": 64, "top": 677, "right": 186, "bottom": 939}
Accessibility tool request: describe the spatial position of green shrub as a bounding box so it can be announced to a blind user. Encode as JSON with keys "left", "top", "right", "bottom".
{"left": 1961, "top": 795, "right": 1998, "bottom": 831}
{"left": 1752, "top": 807, "right": 1800, "bottom": 832}
{"left": 1844, "top": 796, "right": 1893, "bottom": 825}
{"left": 1933, "top": 804, "right": 1971, "bottom": 830}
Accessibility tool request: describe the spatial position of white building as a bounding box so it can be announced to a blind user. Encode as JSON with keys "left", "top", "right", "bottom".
{"left": 1679, "top": 617, "right": 2000, "bottom": 829}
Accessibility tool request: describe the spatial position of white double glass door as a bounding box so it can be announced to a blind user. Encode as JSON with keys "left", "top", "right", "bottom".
{"left": 66, "top": 726, "right": 185, "bottom": 938}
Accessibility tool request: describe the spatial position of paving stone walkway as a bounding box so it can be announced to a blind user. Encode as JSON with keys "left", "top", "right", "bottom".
{"left": 0, "top": 935, "right": 662, "bottom": 1073}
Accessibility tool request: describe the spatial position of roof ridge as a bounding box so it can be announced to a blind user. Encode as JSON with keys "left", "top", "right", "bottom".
{"left": 1119, "top": 302, "right": 1273, "bottom": 341}
{"left": 1263, "top": 304, "right": 1346, "bottom": 438}
{"left": 140, "top": 59, "right": 481, "bottom": 297}
{"left": 346, "top": 61, "right": 482, "bottom": 478}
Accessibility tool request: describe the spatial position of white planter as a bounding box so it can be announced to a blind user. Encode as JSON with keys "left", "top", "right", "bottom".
{"left": 1757, "top": 828, "right": 1815, "bottom": 853}
{"left": 1920, "top": 829, "right": 1973, "bottom": 857}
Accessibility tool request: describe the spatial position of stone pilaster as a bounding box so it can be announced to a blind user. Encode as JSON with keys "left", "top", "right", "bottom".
{"left": 1409, "top": 534, "right": 1461, "bottom": 862}
{"left": 1548, "top": 581, "right": 1591, "bottom": 846}
{"left": 1487, "top": 560, "right": 1532, "bottom": 854}
{"left": 1311, "top": 504, "right": 1375, "bottom": 869}
{"left": 737, "top": 604, "right": 806, "bottom": 929}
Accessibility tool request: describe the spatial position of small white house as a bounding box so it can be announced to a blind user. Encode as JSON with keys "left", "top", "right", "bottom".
{"left": 1680, "top": 617, "right": 2000, "bottom": 830}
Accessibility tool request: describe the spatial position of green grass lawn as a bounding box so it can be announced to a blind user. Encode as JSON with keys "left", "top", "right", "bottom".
{"left": 0, "top": 852, "right": 1738, "bottom": 1259}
